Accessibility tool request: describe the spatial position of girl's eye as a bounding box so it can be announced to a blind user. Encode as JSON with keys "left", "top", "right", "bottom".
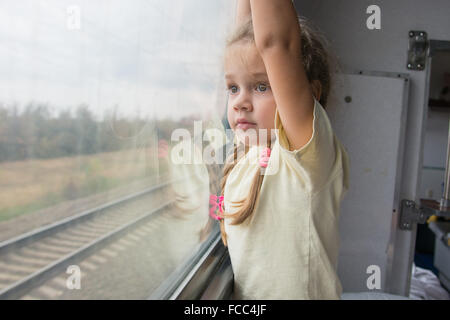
{"left": 257, "top": 83, "right": 269, "bottom": 92}
{"left": 227, "top": 83, "right": 269, "bottom": 94}
{"left": 228, "top": 85, "right": 238, "bottom": 94}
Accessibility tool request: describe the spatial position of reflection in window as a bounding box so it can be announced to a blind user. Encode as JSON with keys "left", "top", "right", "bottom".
{"left": 0, "top": 0, "right": 234, "bottom": 299}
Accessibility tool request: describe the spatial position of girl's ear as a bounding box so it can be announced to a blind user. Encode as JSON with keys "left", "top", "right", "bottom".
{"left": 311, "top": 80, "right": 322, "bottom": 101}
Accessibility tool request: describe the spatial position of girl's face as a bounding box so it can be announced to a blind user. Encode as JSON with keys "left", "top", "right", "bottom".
{"left": 224, "top": 42, "right": 276, "bottom": 146}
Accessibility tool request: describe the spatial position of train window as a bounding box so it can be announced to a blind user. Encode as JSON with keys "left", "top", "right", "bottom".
{"left": 0, "top": 0, "right": 235, "bottom": 299}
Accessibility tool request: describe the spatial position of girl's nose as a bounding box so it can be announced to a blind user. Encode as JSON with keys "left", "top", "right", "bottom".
{"left": 233, "top": 91, "right": 253, "bottom": 112}
{"left": 233, "top": 103, "right": 252, "bottom": 112}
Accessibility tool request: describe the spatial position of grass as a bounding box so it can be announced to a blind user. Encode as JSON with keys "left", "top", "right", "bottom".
{"left": 0, "top": 148, "right": 169, "bottom": 222}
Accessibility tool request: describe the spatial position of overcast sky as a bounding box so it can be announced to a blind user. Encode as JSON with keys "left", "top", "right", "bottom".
{"left": 0, "top": 0, "right": 235, "bottom": 120}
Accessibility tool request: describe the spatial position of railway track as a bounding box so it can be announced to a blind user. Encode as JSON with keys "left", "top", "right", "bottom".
{"left": 0, "top": 177, "right": 188, "bottom": 300}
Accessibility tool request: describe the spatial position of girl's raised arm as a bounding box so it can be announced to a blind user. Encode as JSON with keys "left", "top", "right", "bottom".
{"left": 250, "top": 0, "right": 315, "bottom": 151}
{"left": 235, "top": 0, "right": 251, "bottom": 26}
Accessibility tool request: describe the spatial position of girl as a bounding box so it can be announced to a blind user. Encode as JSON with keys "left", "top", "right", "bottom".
{"left": 217, "top": 0, "right": 350, "bottom": 299}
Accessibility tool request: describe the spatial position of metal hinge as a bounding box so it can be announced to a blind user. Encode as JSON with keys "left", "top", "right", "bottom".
{"left": 407, "top": 30, "right": 429, "bottom": 71}
{"left": 399, "top": 199, "right": 434, "bottom": 230}
{"left": 399, "top": 198, "right": 450, "bottom": 230}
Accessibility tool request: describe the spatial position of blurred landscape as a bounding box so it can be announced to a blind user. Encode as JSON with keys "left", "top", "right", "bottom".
{"left": 0, "top": 102, "right": 190, "bottom": 222}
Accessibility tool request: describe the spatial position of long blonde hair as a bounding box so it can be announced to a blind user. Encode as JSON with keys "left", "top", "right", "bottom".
{"left": 219, "top": 16, "right": 336, "bottom": 247}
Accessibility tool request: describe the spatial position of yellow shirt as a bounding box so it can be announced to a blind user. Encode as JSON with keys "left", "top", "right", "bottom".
{"left": 223, "top": 97, "right": 350, "bottom": 299}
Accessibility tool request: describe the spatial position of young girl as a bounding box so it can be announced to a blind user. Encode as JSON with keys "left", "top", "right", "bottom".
{"left": 217, "top": 0, "right": 350, "bottom": 299}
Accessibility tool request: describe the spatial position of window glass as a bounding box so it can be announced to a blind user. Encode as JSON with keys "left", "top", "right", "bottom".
{"left": 0, "top": 0, "right": 234, "bottom": 299}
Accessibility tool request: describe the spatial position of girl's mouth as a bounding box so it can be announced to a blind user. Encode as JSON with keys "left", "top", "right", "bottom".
{"left": 236, "top": 122, "right": 257, "bottom": 130}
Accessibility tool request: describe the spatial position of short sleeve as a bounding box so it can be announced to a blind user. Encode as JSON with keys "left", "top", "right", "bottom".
{"left": 274, "top": 97, "right": 340, "bottom": 192}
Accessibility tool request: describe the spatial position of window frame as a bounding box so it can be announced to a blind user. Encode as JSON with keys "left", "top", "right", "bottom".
{"left": 148, "top": 225, "right": 233, "bottom": 300}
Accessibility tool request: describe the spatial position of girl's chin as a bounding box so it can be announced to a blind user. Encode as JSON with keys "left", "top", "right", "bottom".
{"left": 235, "top": 129, "right": 256, "bottom": 146}
{"left": 234, "top": 127, "right": 275, "bottom": 147}
{"left": 235, "top": 135, "right": 270, "bottom": 147}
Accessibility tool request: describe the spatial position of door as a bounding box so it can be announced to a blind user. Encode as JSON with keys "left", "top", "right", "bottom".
{"left": 326, "top": 71, "right": 411, "bottom": 294}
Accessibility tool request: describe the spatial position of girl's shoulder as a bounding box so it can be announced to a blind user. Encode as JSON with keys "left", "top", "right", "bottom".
{"left": 273, "top": 98, "right": 348, "bottom": 193}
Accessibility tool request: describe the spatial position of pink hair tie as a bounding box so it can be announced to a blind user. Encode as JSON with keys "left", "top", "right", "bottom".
{"left": 259, "top": 147, "right": 271, "bottom": 168}
{"left": 209, "top": 194, "right": 224, "bottom": 221}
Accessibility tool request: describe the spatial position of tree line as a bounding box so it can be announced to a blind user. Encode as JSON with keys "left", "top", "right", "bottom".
{"left": 0, "top": 102, "right": 184, "bottom": 163}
